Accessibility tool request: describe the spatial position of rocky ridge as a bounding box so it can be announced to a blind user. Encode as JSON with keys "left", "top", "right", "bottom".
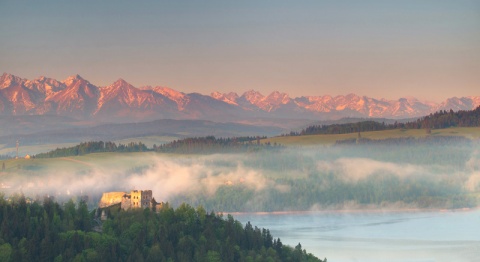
{"left": 0, "top": 73, "right": 478, "bottom": 122}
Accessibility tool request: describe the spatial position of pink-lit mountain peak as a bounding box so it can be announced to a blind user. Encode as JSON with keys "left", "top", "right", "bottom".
{"left": 0, "top": 73, "right": 478, "bottom": 121}
{"left": 112, "top": 78, "right": 130, "bottom": 86}
{"left": 211, "top": 91, "right": 239, "bottom": 105}
{"left": 105, "top": 78, "right": 138, "bottom": 92}
{"left": 0, "top": 73, "right": 25, "bottom": 89}
{"left": 241, "top": 90, "right": 265, "bottom": 104}
{"left": 62, "top": 74, "right": 92, "bottom": 87}
{"left": 265, "top": 91, "right": 291, "bottom": 105}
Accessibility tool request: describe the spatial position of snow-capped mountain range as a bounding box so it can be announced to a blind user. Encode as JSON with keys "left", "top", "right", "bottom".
{"left": 1, "top": 73, "right": 478, "bottom": 122}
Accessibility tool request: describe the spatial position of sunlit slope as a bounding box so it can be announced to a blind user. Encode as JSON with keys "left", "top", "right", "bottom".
{"left": 262, "top": 127, "right": 480, "bottom": 146}
{"left": 0, "top": 152, "right": 159, "bottom": 176}
{"left": 0, "top": 136, "right": 179, "bottom": 156}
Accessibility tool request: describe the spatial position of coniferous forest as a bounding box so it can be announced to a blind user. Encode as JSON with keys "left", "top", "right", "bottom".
{"left": 291, "top": 106, "right": 480, "bottom": 136}
{"left": 0, "top": 193, "right": 324, "bottom": 262}
{"left": 34, "top": 136, "right": 276, "bottom": 158}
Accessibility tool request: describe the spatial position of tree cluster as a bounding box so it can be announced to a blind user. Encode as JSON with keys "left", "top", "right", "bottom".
{"left": 289, "top": 106, "right": 480, "bottom": 136}
{"left": 34, "top": 136, "right": 278, "bottom": 158}
{"left": 0, "top": 193, "right": 324, "bottom": 262}
{"left": 155, "top": 136, "right": 281, "bottom": 154}
{"left": 35, "top": 141, "right": 148, "bottom": 158}
{"left": 335, "top": 135, "right": 471, "bottom": 146}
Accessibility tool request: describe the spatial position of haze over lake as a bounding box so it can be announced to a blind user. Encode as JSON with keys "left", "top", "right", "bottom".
{"left": 235, "top": 209, "right": 480, "bottom": 262}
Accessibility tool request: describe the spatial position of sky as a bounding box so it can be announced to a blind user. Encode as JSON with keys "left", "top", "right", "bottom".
{"left": 0, "top": 0, "right": 479, "bottom": 101}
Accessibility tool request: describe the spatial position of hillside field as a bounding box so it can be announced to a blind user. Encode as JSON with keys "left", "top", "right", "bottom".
{"left": 262, "top": 127, "right": 480, "bottom": 146}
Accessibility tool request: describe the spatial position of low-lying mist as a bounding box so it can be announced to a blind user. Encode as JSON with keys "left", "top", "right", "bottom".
{"left": 1, "top": 141, "right": 479, "bottom": 212}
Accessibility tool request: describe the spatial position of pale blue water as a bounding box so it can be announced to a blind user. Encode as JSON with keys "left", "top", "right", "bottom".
{"left": 234, "top": 210, "right": 480, "bottom": 262}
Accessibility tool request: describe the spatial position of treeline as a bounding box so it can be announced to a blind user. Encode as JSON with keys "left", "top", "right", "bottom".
{"left": 172, "top": 171, "right": 476, "bottom": 212}
{"left": 289, "top": 106, "right": 480, "bottom": 136}
{"left": 35, "top": 136, "right": 279, "bottom": 158}
{"left": 335, "top": 135, "right": 471, "bottom": 146}
{"left": 35, "top": 141, "right": 148, "bottom": 158}
{"left": 0, "top": 193, "right": 324, "bottom": 262}
{"left": 155, "top": 136, "right": 282, "bottom": 154}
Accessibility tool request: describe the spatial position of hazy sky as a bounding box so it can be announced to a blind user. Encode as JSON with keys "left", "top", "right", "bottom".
{"left": 0, "top": 0, "right": 479, "bottom": 101}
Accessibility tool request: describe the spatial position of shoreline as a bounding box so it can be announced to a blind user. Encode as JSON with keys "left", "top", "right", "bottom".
{"left": 224, "top": 206, "right": 480, "bottom": 216}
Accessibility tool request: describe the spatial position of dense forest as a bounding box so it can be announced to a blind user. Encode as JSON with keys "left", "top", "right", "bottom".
{"left": 35, "top": 141, "right": 149, "bottom": 158}
{"left": 34, "top": 136, "right": 278, "bottom": 158}
{"left": 0, "top": 193, "right": 324, "bottom": 262}
{"left": 289, "top": 106, "right": 480, "bottom": 136}
{"left": 335, "top": 135, "right": 471, "bottom": 146}
{"left": 155, "top": 136, "right": 281, "bottom": 154}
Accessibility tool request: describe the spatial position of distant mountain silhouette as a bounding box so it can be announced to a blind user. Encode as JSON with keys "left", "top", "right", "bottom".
{"left": 1, "top": 73, "right": 478, "bottom": 122}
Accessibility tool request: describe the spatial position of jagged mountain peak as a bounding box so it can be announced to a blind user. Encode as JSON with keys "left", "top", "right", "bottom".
{"left": 152, "top": 86, "right": 184, "bottom": 98}
{"left": 0, "top": 73, "right": 25, "bottom": 89}
{"left": 33, "top": 75, "right": 47, "bottom": 82}
{"left": 211, "top": 91, "right": 239, "bottom": 105}
{"left": 266, "top": 91, "right": 290, "bottom": 100}
{"left": 106, "top": 78, "right": 136, "bottom": 90}
{"left": 0, "top": 73, "right": 478, "bottom": 121}
{"left": 23, "top": 76, "right": 66, "bottom": 96}
{"left": 113, "top": 78, "right": 129, "bottom": 85}
{"left": 149, "top": 86, "right": 188, "bottom": 110}
{"left": 241, "top": 90, "right": 265, "bottom": 105}
{"left": 63, "top": 74, "right": 88, "bottom": 86}
{"left": 242, "top": 89, "right": 264, "bottom": 96}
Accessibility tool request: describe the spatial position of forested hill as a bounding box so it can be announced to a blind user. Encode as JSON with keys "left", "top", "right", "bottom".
{"left": 0, "top": 194, "right": 324, "bottom": 262}
{"left": 155, "top": 136, "right": 282, "bottom": 154}
{"left": 34, "top": 141, "right": 149, "bottom": 158}
{"left": 34, "top": 136, "right": 279, "bottom": 158}
{"left": 292, "top": 106, "right": 480, "bottom": 136}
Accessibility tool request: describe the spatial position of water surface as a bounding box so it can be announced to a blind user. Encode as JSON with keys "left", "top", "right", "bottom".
{"left": 234, "top": 209, "right": 480, "bottom": 262}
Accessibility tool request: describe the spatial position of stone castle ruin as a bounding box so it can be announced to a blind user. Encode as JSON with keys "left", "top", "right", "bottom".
{"left": 98, "top": 190, "right": 163, "bottom": 211}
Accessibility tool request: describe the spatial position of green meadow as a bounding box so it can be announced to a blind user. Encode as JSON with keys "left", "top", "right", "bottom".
{"left": 262, "top": 127, "right": 480, "bottom": 146}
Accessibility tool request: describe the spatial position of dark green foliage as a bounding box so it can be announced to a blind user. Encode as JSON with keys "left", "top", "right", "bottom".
{"left": 335, "top": 135, "right": 471, "bottom": 146}
{"left": 299, "top": 121, "right": 388, "bottom": 135}
{"left": 35, "top": 141, "right": 148, "bottom": 158}
{"left": 291, "top": 106, "right": 480, "bottom": 136}
{"left": 0, "top": 194, "right": 324, "bottom": 262}
{"left": 156, "top": 136, "right": 280, "bottom": 154}
{"left": 34, "top": 136, "right": 278, "bottom": 158}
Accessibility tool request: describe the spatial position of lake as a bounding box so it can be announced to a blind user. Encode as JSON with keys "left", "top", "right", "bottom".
{"left": 234, "top": 209, "right": 480, "bottom": 262}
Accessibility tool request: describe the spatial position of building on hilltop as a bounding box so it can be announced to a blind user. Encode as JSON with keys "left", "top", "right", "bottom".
{"left": 99, "top": 189, "right": 163, "bottom": 211}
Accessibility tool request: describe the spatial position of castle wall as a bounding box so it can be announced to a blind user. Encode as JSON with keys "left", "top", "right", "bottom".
{"left": 99, "top": 189, "right": 161, "bottom": 212}
{"left": 131, "top": 190, "right": 142, "bottom": 208}
{"left": 98, "top": 192, "right": 126, "bottom": 208}
{"left": 141, "top": 190, "right": 152, "bottom": 208}
{"left": 121, "top": 194, "right": 132, "bottom": 210}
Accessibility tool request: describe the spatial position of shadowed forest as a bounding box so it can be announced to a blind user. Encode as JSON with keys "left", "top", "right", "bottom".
{"left": 0, "top": 194, "right": 323, "bottom": 262}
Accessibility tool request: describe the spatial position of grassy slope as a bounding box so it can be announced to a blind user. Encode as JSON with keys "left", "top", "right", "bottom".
{"left": 1, "top": 126, "right": 479, "bottom": 178}
{"left": 262, "top": 127, "right": 480, "bottom": 146}
{"left": 0, "top": 152, "right": 160, "bottom": 178}
{"left": 0, "top": 136, "right": 179, "bottom": 157}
